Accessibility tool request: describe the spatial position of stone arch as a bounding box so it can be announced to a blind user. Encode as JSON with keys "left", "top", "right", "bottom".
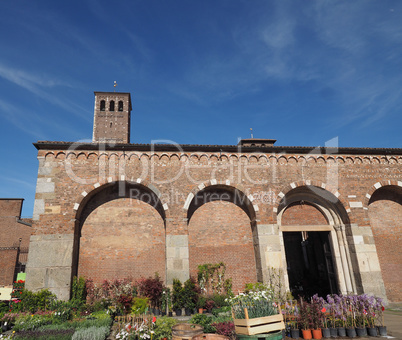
{"left": 55, "top": 151, "right": 65, "bottom": 159}
{"left": 184, "top": 183, "right": 261, "bottom": 291}
{"left": 368, "top": 184, "right": 402, "bottom": 302}
{"left": 72, "top": 181, "right": 169, "bottom": 284}
{"left": 45, "top": 152, "right": 55, "bottom": 160}
{"left": 363, "top": 180, "right": 402, "bottom": 207}
{"left": 276, "top": 184, "right": 356, "bottom": 298}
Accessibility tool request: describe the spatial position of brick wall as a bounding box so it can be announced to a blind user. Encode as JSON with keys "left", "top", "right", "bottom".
{"left": 282, "top": 203, "right": 328, "bottom": 226}
{"left": 188, "top": 201, "right": 257, "bottom": 292}
{"left": 26, "top": 146, "right": 402, "bottom": 301}
{"left": 0, "top": 199, "right": 31, "bottom": 285}
{"left": 368, "top": 186, "right": 402, "bottom": 302}
{"left": 78, "top": 197, "right": 165, "bottom": 283}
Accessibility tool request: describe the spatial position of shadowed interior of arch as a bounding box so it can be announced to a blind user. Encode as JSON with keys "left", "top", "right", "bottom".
{"left": 187, "top": 185, "right": 256, "bottom": 222}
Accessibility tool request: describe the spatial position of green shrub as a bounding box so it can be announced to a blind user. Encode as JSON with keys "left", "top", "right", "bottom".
{"left": 71, "top": 277, "right": 87, "bottom": 303}
{"left": 132, "top": 297, "right": 149, "bottom": 315}
{"left": 189, "top": 314, "right": 216, "bottom": 333}
{"left": 13, "top": 313, "right": 53, "bottom": 331}
{"left": 72, "top": 326, "right": 110, "bottom": 340}
{"left": 211, "top": 306, "right": 231, "bottom": 317}
{"left": 11, "top": 289, "right": 57, "bottom": 313}
{"left": 154, "top": 316, "right": 178, "bottom": 340}
{"left": 211, "top": 294, "right": 230, "bottom": 308}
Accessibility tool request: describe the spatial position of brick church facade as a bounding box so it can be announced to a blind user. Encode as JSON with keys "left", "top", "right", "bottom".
{"left": 25, "top": 92, "right": 401, "bottom": 303}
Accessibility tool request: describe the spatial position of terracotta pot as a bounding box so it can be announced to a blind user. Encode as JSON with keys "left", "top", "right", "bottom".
{"left": 198, "top": 308, "right": 204, "bottom": 314}
{"left": 302, "top": 329, "right": 312, "bottom": 339}
{"left": 312, "top": 328, "right": 322, "bottom": 339}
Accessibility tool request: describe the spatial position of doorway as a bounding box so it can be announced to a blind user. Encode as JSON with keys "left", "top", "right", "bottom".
{"left": 283, "top": 231, "right": 338, "bottom": 299}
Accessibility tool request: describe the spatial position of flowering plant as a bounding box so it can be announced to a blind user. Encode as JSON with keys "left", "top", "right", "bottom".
{"left": 227, "top": 290, "right": 278, "bottom": 319}
{"left": 116, "top": 315, "right": 156, "bottom": 340}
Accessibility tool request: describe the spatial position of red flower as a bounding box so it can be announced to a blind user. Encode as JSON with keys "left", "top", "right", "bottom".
{"left": 382, "top": 306, "right": 385, "bottom": 311}
{"left": 321, "top": 308, "right": 326, "bottom": 313}
{"left": 152, "top": 316, "right": 156, "bottom": 323}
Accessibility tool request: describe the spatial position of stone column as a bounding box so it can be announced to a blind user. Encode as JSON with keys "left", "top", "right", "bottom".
{"left": 166, "top": 234, "right": 190, "bottom": 284}
{"left": 348, "top": 224, "right": 387, "bottom": 300}
{"left": 25, "top": 234, "right": 74, "bottom": 300}
{"left": 334, "top": 225, "right": 353, "bottom": 293}
{"left": 255, "top": 224, "right": 284, "bottom": 284}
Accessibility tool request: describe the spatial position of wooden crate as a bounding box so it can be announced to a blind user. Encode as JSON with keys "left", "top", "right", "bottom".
{"left": 233, "top": 308, "right": 285, "bottom": 335}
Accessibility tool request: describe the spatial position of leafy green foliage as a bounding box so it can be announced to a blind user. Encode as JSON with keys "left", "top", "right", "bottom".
{"left": 13, "top": 313, "right": 53, "bottom": 332}
{"left": 154, "top": 316, "right": 178, "bottom": 340}
{"left": 71, "top": 276, "right": 87, "bottom": 303}
{"left": 172, "top": 279, "right": 184, "bottom": 310}
{"left": 72, "top": 326, "right": 110, "bottom": 340}
{"left": 132, "top": 297, "right": 149, "bottom": 315}
{"left": 183, "top": 277, "right": 199, "bottom": 310}
{"left": 10, "top": 289, "right": 57, "bottom": 313}
{"left": 189, "top": 314, "right": 216, "bottom": 333}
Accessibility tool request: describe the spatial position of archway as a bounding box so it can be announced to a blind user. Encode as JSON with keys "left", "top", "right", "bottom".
{"left": 73, "top": 181, "right": 166, "bottom": 284}
{"left": 368, "top": 185, "right": 402, "bottom": 302}
{"left": 277, "top": 185, "right": 353, "bottom": 299}
{"left": 187, "top": 185, "right": 260, "bottom": 292}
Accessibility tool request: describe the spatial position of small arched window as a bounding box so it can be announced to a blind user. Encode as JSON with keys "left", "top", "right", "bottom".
{"left": 109, "top": 100, "right": 115, "bottom": 111}
{"left": 100, "top": 100, "right": 105, "bottom": 111}
{"left": 118, "top": 101, "right": 123, "bottom": 111}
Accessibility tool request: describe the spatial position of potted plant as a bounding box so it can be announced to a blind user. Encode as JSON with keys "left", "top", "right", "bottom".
{"left": 320, "top": 307, "right": 330, "bottom": 338}
{"left": 197, "top": 296, "right": 206, "bottom": 314}
{"left": 298, "top": 300, "right": 312, "bottom": 340}
{"left": 183, "top": 278, "right": 199, "bottom": 316}
{"left": 310, "top": 300, "right": 323, "bottom": 339}
{"left": 375, "top": 298, "right": 387, "bottom": 336}
{"left": 172, "top": 279, "right": 184, "bottom": 316}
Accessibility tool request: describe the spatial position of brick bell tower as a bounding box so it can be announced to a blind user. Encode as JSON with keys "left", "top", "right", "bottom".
{"left": 92, "top": 91, "right": 132, "bottom": 143}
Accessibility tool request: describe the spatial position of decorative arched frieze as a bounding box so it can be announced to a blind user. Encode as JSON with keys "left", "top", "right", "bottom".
{"left": 55, "top": 151, "right": 65, "bottom": 159}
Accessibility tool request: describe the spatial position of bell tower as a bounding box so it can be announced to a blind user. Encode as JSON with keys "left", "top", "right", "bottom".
{"left": 92, "top": 91, "right": 132, "bottom": 143}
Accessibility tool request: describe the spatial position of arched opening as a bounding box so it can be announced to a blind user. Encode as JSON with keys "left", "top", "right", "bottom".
{"left": 100, "top": 100, "right": 105, "bottom": 111}
{"left": 368, "top": 185, "right": 402, "bottom": 302}
{"left": 109, "top": 100, "right": 115, "bottom": 111}
{"left": 73, "top": 181, "right": 166, "bottom": 284}
{"left": 118, "top": 101, "right": 123, "bottom": 111}
{"left": 187, "top": 185, "right": 260, "bottom": 292}
{"left": 278, "top": 185, "right": 353, "bottom": 299}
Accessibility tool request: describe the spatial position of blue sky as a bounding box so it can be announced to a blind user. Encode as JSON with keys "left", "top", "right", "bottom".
{"left": 1, "top": 0, "right": 401, "bottom": 217}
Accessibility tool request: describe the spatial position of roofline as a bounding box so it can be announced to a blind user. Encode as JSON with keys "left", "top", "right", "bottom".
{"left": 0, "top": 198, "right": 25, "bottom": 200}
{"left": 94, "top": 91, "right": 131, "bottom": 95}
{"left": 33, "top": 141, "right": 402, "bottom": 156}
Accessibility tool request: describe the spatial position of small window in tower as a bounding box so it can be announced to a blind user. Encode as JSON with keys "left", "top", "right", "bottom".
{"left": 118, "top": 101, "right": 123, "bottom": 111}
{"left": 109, "top": 100, "right": 115, "bottom": 111}
{"left": 110, "top": 122, "right": 113, "bottom": 128}
{"left": 100, "top": 100, "right": 105, "bottom": 111}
